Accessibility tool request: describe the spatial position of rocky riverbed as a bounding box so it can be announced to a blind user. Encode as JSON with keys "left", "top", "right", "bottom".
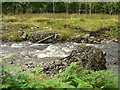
{"left": 1, "top": 41, "right": 118, "bottom": 74}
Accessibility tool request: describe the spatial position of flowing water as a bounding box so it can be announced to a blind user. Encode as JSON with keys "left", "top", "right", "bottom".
{"left": 0, "top": 41, "right": 118, "bottom": 73}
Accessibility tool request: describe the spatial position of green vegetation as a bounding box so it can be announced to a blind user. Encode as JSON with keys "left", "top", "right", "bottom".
{"left": 2, "top": 13, "right": 118, "bottom": 41}
{"left": 2, "top": 2, "right": 120, "bottom": 14}
{"left": 1, "top": 54, "right": 118, "bottom": 89}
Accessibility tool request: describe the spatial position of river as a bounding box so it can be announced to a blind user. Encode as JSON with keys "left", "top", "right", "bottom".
{"left": 0, "top": 41, "right": 118, "bottom": 74}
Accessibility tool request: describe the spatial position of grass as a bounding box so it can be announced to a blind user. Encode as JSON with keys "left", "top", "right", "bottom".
{"left": 1, "top": 13, "right": 118, "bottom": 41}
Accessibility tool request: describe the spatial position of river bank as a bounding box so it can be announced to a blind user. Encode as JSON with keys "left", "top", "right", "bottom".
{"left": 1, "top": 14, "right": 119, "bottom": 43}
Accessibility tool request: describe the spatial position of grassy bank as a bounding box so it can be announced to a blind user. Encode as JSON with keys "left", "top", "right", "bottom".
{"left": 1, "top": 13, "right": 119, "bottom": 41}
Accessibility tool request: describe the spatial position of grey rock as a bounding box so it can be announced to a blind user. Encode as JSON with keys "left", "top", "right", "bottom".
{"left": 51, "top": 61, "right": 55, "bottom": 64}
{"left": 49, "top": 65, "right": 53, "bottom": 69}
{"left": 9, "top": 60, "right": 13, "bottom": 64}
{"left": 103, "top": 51, "right": 106, "bottom": 56}
{"left": 65, "top": 45, "right": 106, "bottom": 70}
{"left": 55, "top": 60, "right": 61, "bottom": 65}
{"left": 88, "top": 38, "right": 93, "bottom": 43}
{"left": 21, "top": 33, "right": 28, "bottom": 40}
{"left": 31, "top": 31, "right": 60, "bottom": 43}
{"left": 93, "top": 40, "right": 98, "bottom": 43}
{"left": 74, "top": 35, "right": 82, "bottom": 43}
{"left": 46, "top": 71, "right": 51, "bottom": 74}
{"left": 59, "top": 69, "right": 63, "bottom": 73}
{"left": 29, "top": 61, "right": 33, "bottom": 65}
{"left": 56, "top": 66, "right": 59, "bottom": 70}
{"left": 28, "top": 64, "right": 34, "bottom": 68}
{"left": 62, "top": 62, "right": 67, "bottom": 66}
{"left": 25, "top": 62, "right": 28, "bottom": 65}
{"left": 97, "top": 39, "right": 101, "bottom": 42}
{"left": 88, "top": 36, "right": 95, "bottom": 43}
{"left": 82, "top": 34, "right": 90, "bottom": 39}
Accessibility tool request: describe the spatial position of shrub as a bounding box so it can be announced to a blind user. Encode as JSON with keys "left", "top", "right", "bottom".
{"left": 1, "top": 55, "right": 118, "bottom": 89}
{"left": 55, "top": 62, "right": 118, "bottom": 89}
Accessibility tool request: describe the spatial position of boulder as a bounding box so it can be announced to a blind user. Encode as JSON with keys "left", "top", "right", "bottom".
{"left": 73, "top": 35, "right": 82, "bottom": 43}
{"left": 65, "top": 45, "right": 106, "bottom": 70}
{"left": 31, "top": 31, "right": 60, "bottom": 43}
{"left": 73, "top": 34, "right": 91, "bottom": 43}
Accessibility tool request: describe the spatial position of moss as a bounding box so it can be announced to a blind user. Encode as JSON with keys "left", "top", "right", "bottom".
{"left": 2, "top": 31, "right": 22, "bottom": 41}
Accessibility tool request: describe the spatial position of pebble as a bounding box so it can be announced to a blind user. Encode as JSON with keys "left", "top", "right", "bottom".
{"left": 62, "top": 62, "right": 67, "bottom": 66}
{"left": 29, "top": 61, "right": 33, "bottom": 65}
{"left": 24, "top": 56, "right": 29, "bottom": 60}
{"left": 55, "top": 60, "right": 61, "bottom": 65}
{"left": 20, "top": 51, "right": 27, "bottom": 56}
{"left": 59, "top": 69, "right": 63, "bottom": 73}
{"left": 9, "top": 61, "right": 13, "bottom": 64}
{"left": 103, "top": 52, "right": 106, "bottom": 56}
{"left": 25, "top": 62, "right": 28, "bottom": 65}
{"left": 82, "top": 34, "right": 90, "bottom": 39}
{"left": 46, "top": 71, "right": 50, "bottom": 74}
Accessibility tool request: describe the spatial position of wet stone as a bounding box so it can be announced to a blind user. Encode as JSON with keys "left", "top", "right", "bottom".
{"left": 9, "top": 60, "right": 13, "bottom": 64}
{"left": 46, "top": 71, "right": 51, "bottom": 74}
{"left": 74, "top": 35, "right": 82, "bottom": 43}
{"left": 62, "top": 62, "right": 67, "bottom": 66}
{"left": 82, "top": 34, "right": 90, "bottom": 39}
{"left": 59, "top": 69, "right": 63, "bottom": 73}
{"left": 56, "top": 66, "right": 59, "bottom": 71}
{"left": 29, "top": 61, "right": 33, "bottom": 65}
{"left": 21, "top": 33, "right": 28, "bottom": 40}
{"left": 55, "top": 60, "right": 61, "bottom": 65}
